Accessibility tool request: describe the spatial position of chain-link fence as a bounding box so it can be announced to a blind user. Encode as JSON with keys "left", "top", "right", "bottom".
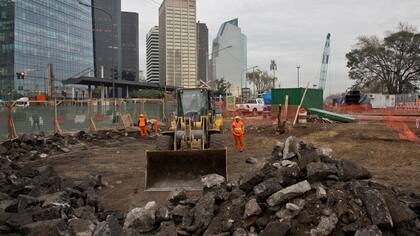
{"left": 0, "top": 99, "right": 171, "bottom": 141}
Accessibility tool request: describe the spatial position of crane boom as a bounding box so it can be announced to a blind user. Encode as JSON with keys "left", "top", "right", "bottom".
{"left": 319, "top": 33, "right": 331, "bottom": 91}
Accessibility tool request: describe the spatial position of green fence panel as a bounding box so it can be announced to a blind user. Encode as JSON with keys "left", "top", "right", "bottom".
{"left": 272, "top": 88, "right": 324, "bottom": 109}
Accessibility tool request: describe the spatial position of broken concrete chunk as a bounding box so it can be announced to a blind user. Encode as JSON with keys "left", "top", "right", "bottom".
{"left": 246, "top": 157, "right": 258, "bottom": 164}
{"left": 317, "top": 148, "right": 333, "bottom": 158}
{"left": 232, "top": 228, "right": 248, "bottom": 236}
{"left": 168, "top": 189, "right": 187, "bottom": 205}
{"left": 275, "top": 199, "right": 306, "bottom": 221}
{"left": 20, "top": 219, "right": 68, "bottom": 236}
{"left": 382, "top": 191, "right": 417, "bottom": 226}
{"left": 357, "top": 188, "right": 393, "bottom": 228}
{"left": 286, "top": 203, "right": 301, "bottom": 211}
{"left": 182, "top": 192, "right": 216, "bottom": 234}
{"left": 239, "top": 171, "right": 264, "bottom": 193}
{"left": 243, "top": 199, "right": 262, "bottom": 218}
{"left": 283, "top": 136, "right": 301, "bottom": 160}
{"left": 310, "top": 213, "right": 338, "bottom": 236}
{"left": 337, "top": 160, "right": 371, "bottom": 181}
{"left": 267, "top": 181, "right": 312, "bottom": 207}
{"left": 171, "top": 204, "right": 191, "bottom": 224}
{"left": 201, "top": 174, "right": 225, "bottom": 188}
{"left": 253, "top": 178, "right": 283, "bottom": 200}
{"left": 17, "top": 194, "right": 42, "bottom": 212}
{"left": 317, "top": 187, "right": 327, "bottom": 200}
{"left": 123, "top": 201, "right": 159, "bottom": 234}
{"left": 354, "top": 225, "right": 383, "bottom": 236}
{"left": 306, "top": 162, "right": 338, "bottom": 181}
{"left": 155, "top": 221, "right": 177, "bottom": 236}
{"left": 259, "top": 221, "right": 291, "bottom": 236}
{"left": 68, "top": 218, "right": 96, "bottom": 236}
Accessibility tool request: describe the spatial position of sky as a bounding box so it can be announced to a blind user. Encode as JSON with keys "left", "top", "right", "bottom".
{"left": 122, "top": 0, "right": 420, "bottom": 95}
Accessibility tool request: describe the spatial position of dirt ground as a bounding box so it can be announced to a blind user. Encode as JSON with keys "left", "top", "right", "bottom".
{"left": 28, "top": 118, "right": 420, "bottom": 213}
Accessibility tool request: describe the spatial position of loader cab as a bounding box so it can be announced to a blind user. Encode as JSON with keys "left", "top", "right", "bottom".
{"left": 176, "top": 88, "right": 212, "bottom": 121}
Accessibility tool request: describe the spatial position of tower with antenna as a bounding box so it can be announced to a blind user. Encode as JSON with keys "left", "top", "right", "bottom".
{"left": 319, "top": 33, "right": 331, "bottom": 91}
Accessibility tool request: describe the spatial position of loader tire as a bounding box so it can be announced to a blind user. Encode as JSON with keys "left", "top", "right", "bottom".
{"left": 209, "top": 134, "right": 225, "bottom": 149}
{"left": 156, "top": 135, "right": 173, "bottom": 151}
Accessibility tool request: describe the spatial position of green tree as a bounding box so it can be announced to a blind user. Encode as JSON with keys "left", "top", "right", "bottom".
{"left": 247, "top": 69, "right": 275, "bottom": 94}
{"left": 129, "top": 89, "right": 164, "bottom": 99}
{"left": 346, "top": 24, "right": 420, "bottom": 94}
{"left": 214, "top": 78, "right": 232, "bottom": 96}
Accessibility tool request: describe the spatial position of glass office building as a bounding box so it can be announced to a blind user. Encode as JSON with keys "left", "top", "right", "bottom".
{"left": 212, "top": 19, "right": 247, "bottom": 97}
{"left": 0, "top": 0, "right": 94, "bottom": 99}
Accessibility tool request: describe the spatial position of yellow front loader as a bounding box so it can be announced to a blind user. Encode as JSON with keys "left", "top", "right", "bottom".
{"left": 145, "top": 88, "right": 226, "bottom": 191}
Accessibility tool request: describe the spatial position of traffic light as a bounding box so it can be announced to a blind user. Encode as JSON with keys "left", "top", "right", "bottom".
{"left": 16, "top": 72, "right": 25, "bottom": 80}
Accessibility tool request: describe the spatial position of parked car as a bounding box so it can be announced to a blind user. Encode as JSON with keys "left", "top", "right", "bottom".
{"left": 236, "top": 98, "right": 265, "bottom": 116}
{"left": 15, "top": 97, "right": 30, "bottom": 108}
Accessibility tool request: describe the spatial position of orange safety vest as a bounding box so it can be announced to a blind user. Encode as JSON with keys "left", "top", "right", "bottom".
{"left": 138, "top": 117, "right": 146, "bottom": 127}
{"left": 232, "top": 121, "right": 244, "bottom": 136}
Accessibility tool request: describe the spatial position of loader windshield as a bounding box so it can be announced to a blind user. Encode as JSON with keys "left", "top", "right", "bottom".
{"left": 178, "top": 89, "right": 209, "bottom": 119}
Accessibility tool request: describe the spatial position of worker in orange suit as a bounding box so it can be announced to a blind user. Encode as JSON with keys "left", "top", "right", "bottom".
{"left": 147, "top": 118, "right": 159, "bottom": 137}
{"left": 232, "top": 116, "right": 245, "bottom": 152}
{"left": 138, "top": 114, "right": 148, "bottom": 137}
{"left": 153, "top": 119, "right": 159, "bottom": 136}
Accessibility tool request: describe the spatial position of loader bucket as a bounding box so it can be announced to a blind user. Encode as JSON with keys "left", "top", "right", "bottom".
{"left": 145, "top": 149, "right": 227, "bottom": 191}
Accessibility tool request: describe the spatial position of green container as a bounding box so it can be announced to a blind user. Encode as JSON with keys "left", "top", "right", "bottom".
{"left": 272, "top": 88, "right": 324, "bottom": 109}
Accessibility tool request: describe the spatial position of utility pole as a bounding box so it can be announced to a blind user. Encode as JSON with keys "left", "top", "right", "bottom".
{"left": 296, "top": 65, "right": 301, "bottom": 88}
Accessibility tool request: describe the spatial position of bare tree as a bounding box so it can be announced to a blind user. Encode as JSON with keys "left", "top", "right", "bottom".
{"left": 346, "top": 24, "right": 420, "bottom": 94}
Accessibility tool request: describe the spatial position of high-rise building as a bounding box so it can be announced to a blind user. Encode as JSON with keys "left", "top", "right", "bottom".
{"left": 159, "top": 0, "right": 198, "bottom": 88}
{"left": 197, "top": 22, "right": 209, "bottom": 82}
{"left": 212, "top": 18, "right": 247, "bottom": 96}
{"left": 146, "top": 26, "right": 160, "bottom": 84}
{"left": 0, "top": 0, "right": 94, "bottom": 98}
{"left": 92, "top": 0, "right": 122, "bottom": 81}
{"left": 121, "top": 12, "right": 139, "bottom": 82}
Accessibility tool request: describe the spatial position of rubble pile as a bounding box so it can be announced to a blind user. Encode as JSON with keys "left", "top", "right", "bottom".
{"left": 0, "top": 131, "right": 135, "bottom": 162}
{"left": 1, "top": 134, "right": 419, "bottom": 235}
{"left": 0, "top": 131, "right": 134, "bottom": 235}
{"left": 124, "top": 137, "right": 420, "bottom": 236}
{"left": 0, "top": 159, "right": 124, "bottom": 235}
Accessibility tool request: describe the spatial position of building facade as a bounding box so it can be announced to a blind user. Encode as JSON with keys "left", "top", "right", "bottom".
{"left": 212, "top": 18, "right": 247, "bottom": 96}
{"left": 0, "top": 0, "right": 94, "bottom": 98}
{"left": 146, "top": 26, "right": 160, "bottom": 84}
{"left": 159, "top": 0, "right": 197, "bottom": 88}
{"left": 197, "top": 21, "right": 208, "bottom": 82}
{"left": 121, "top": 12, "right": 139, "bottom": 82}
{"left": 92, "top": 0, "right": 122, "bottom": 81}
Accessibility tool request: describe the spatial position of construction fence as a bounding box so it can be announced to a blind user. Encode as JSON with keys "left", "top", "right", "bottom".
{"left": 0, "top": 99, "right": 175, "bottom": 141}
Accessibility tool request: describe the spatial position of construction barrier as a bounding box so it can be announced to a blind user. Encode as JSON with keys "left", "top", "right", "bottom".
{"left": 0, "top": 99, "right": 171, "bottom": 141}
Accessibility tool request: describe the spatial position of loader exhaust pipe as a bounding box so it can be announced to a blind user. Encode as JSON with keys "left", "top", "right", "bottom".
{"left": 145, "top": 149, "right": 227, "bottom": 191}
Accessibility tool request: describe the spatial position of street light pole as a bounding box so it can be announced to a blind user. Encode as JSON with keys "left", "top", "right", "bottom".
{"left": 296, "top": 65, "right": 301, "bottom": 88}
{"left": 78, "top": 0, "right": 116, "bottom": 99}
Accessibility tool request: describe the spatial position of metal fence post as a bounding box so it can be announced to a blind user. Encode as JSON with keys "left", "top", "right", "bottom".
{"left": 89, "top": 99, "right": 97, "bottom": 133}
{"left": 162, "top": 99, "right": 167, "bottom": 122}
{"left": 7, "top": 101, "right": 17, "bottom": 140}
{"left": 142, "top": 100, "right": 145, "bottom": 117}
{"left": 53, "top": 99, "right": 63, "bottom": 135}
